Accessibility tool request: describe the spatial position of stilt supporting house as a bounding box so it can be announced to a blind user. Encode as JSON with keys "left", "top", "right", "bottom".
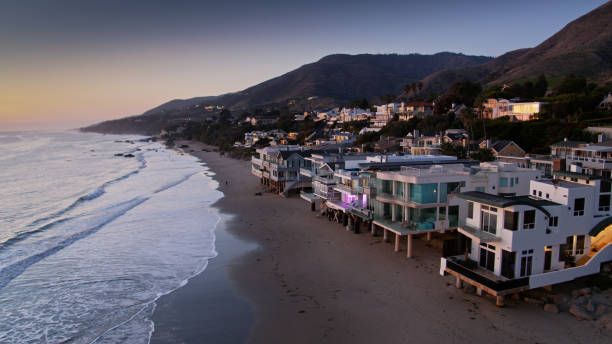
{"left": 406, "top": 234, "right": 413, "bottom": 258}
{"left": 394, "top": 233, "right": 400, "bottom": 252}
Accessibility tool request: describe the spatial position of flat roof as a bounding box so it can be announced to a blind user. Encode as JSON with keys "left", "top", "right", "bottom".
{"left": 536, "top": 179, "right": 590, "bottom": 189}
{"left": 553, "top": 171, "right": 606, "bottom": 181}
{"left": 359, "top": 159, "right": 478, "bottom": 171}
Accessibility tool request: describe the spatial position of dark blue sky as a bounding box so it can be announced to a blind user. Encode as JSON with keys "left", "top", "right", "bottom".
{"left": 0, "top": 0, "right": 607, "bottom": 129}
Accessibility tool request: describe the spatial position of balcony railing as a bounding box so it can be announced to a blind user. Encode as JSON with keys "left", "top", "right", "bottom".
{"left": 457, "top": 220, "right": 501, "bottom": 242}
{"left": 333, "top": 183, "right": 353, "bottom": 194}
{"left": 313, "top": 175, "right": 335, "bottom": 184}
{"left": 251, "top": 157, "right": 263, "bottom": 166}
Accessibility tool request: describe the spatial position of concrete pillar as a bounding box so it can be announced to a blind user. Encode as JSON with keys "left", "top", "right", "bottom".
{"left": 427, "top": 232, "right": 432, "bottom": 241}
{"left": 394, "top": 234, "right": 400, "bottom": 252}
{"left": 371, "top": 222, "right": 376, "bottom": 236}
{"left": 346, "top": 216, "right": 353, "bottom": 231}
{"left": 496, "top": 295, "right": 505, "bottom": 307}
{"left": 476, "top": 288, "right": 483, "bottom": 296}
{"left": 406, "top": 234, "right": 413, "bottom": 258}
{"left": 383, "top": 229, "right": 389, "bottom": 242}
{"left": 455, "top": 276, "right": 462, "bottom": 289}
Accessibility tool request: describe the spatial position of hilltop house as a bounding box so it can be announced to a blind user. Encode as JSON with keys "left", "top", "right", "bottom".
{"left": 480, "top": 140, "right": 526, "bottom": 157}
{"left": 398, "top": 102, "right": 434, "bottom": 120}
{"left": 599, "top": 92, "right": 612, "bottom": 111}
{"left": 482, "top": 99, "right": 546, "bottom": 121}
{"left": 401, "top": 130, "right": 442, "bottom": 155}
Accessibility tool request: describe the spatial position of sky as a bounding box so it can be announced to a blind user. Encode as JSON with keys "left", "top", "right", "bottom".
{"left": 0, "top": 0, "right": 608, "bottom": 131}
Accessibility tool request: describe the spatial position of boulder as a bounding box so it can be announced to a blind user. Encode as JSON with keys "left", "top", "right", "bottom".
{"left": 544, "top": 304, "right": 559, "bottom": 314}
{"left": 569, "top": 303, "right": 593, "bottom": 321}
{"left": 553, "top": 294, "right": 569, "bottom": 306}
{"left": 579, "top": 287, "right": 592, "bottom": 297}
{"left": 586, "top": 299, "right": 596, "bottom": 313}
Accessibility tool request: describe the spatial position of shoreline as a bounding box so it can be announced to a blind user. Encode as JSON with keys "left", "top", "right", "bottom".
{"left": 153, "top": 140, "right": 611, "bottom": 343}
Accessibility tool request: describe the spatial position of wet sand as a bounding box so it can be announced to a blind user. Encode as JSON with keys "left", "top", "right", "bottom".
{"left": 152, "top": 141, "right": 611, "bottom": 343}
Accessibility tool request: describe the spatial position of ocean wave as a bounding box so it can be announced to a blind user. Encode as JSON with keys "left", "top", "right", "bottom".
{"left": 18, "top": 152, "right": 148, "bottom": 241}
{"left": 0, "top": 197, "right": 148, "bottom": 290}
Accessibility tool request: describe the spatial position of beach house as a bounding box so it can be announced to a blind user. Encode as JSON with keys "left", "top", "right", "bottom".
{"left": 251, "top": 146, "right": 315, "bottom": 195}
{"left": 440, "top": 168, "right": 612, "bottom": 306}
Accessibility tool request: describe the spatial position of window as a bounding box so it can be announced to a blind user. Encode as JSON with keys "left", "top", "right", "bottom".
{"left": 504, "top": 211, "right": 518, "bottom": 231}
{"left": 538, "top": 191, "right": 542, "bottom": 197}
{"left": 574, "top": 198, "right": 585, "bottom": 216}
{"left": 479, "top": 243, "right": 496, "bottom": 272}
{"left": 520, "top": 250, "right": 534, "bottom": 277}
{"left": 532, "top": 189, "right": 537, "bottom": 196}
{"left": 510, "top": 178, "right": 514, "bottom": 187}
{"left": 546, "top": 193, "right": 549, "bottom": 199}
{"left": 599, "top": 194, "right": 610, "bottom": 212}
{"left": 475, "top": 186, "right": 485, "bottom": 192}
{"left": 576, "top": 235, "right": 585, "bottom": 255}
{"left": 467, "top": 202, "right": 474, "bottom": 219}
{"left": 601, "top": 180, "right": 611, "bottom": 193}
{"left": 515, "top": 177, "right": 519, "bottom": 184}
{"left": 523, "top": 210, "right": 535, "bottom": 229}
{"left": 548, "top": 216, "right": 558, "bottom": 227}
{"left": 481, "top": 207, "right": 498, "bottom": 235}
{"left": 409, "top": 183, "right": 438, "bottom": 204}
{"left": 438, "top": 206, "right": 446, "bottom": 220}
{"left": 500, "top": 177, "right": 508, "bottom": 187}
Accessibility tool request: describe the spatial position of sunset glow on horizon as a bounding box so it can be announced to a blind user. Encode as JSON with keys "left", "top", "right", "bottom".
{"left": 0, "top": 0, "right": 606, "bottom": 131}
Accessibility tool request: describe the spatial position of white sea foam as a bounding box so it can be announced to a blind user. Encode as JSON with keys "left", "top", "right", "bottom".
{"left": 0, "top": 132, "right": 223, "bottom": 343}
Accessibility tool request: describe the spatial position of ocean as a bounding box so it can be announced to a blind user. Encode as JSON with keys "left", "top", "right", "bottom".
{"left": 0, "top": 131, "right": 225, "bottom": 343}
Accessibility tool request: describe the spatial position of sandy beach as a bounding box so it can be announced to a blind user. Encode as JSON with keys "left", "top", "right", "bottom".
{"left": 152, "top": 140, "right": 612, "bottom": 343}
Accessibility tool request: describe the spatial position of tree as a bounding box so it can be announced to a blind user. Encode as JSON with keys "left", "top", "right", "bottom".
{"left": 440, "top": 142, "right": 467, "bottom": 159}
{"left": 470, "top": 148, "right": 495, "bottom": 162}
{"left": 534, "top": 74, "right": 548, "bottom": 97}
{"left": 348, "top": 98, "right": 369, "bottom": 110}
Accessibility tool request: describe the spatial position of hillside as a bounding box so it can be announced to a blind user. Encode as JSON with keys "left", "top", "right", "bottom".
{"left": 422, "top": 1, "right": 612, "bottom": 93}
{"left": 202, "top": 53, "right": 491, "bottom": 110}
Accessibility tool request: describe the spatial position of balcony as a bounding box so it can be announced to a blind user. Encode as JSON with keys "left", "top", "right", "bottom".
{"left": 313, "top": 175, "right": 335, "bottom": 185}
{"left": 442, "top": 256, "right": 529, "bottom": 294}
{"left": 251, "top": 157, "right": 263, "bottom": 166}
{"left": 251, "top": 167, "right": 263, "bottom": 178}
{"left": 363, "top": 186, "right": 376, "bottom": 196}
{"left": 333, "top": 183, "right": 353, "bottom": 194}
{"left": 457, "top": 220, "right": 501, "bottom": 243}
{"left": 299, "top": 167, "right": 314, "bottom": 177}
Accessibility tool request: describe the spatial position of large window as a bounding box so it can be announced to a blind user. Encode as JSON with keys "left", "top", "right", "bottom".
{"left": 576, "top": 235, "right": 585, "bottom": 255}
{"left": 523, "top": 210, "right": 535, "bottom": 229}
{"left": 574, "top": 198, "right": 585, "bottom": 216}
{"left": 499, "top": 177, "right": 508, "bottom": 187}
{"left": 480, "top": 205, "right": 498, "bottom": 235}
{"left": 409, "top": 183, "right": 438, "bottom": 204}
{"left": 479, "top": 243, "right": 496, "bottom": 272}
{"left": 468, "top": 202, "right": 474, "bottom": 219}
{"left": 394, "top": 181, "right": 404, "bottom": 197}
{"left": 504, "top": 211, "right": 518, "bottom": 231}
{"left": 520, "top": 250, "right": 534, "bottom": 277}
{"left": 382, "top": 180, "right": 392, "bottom": 194}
